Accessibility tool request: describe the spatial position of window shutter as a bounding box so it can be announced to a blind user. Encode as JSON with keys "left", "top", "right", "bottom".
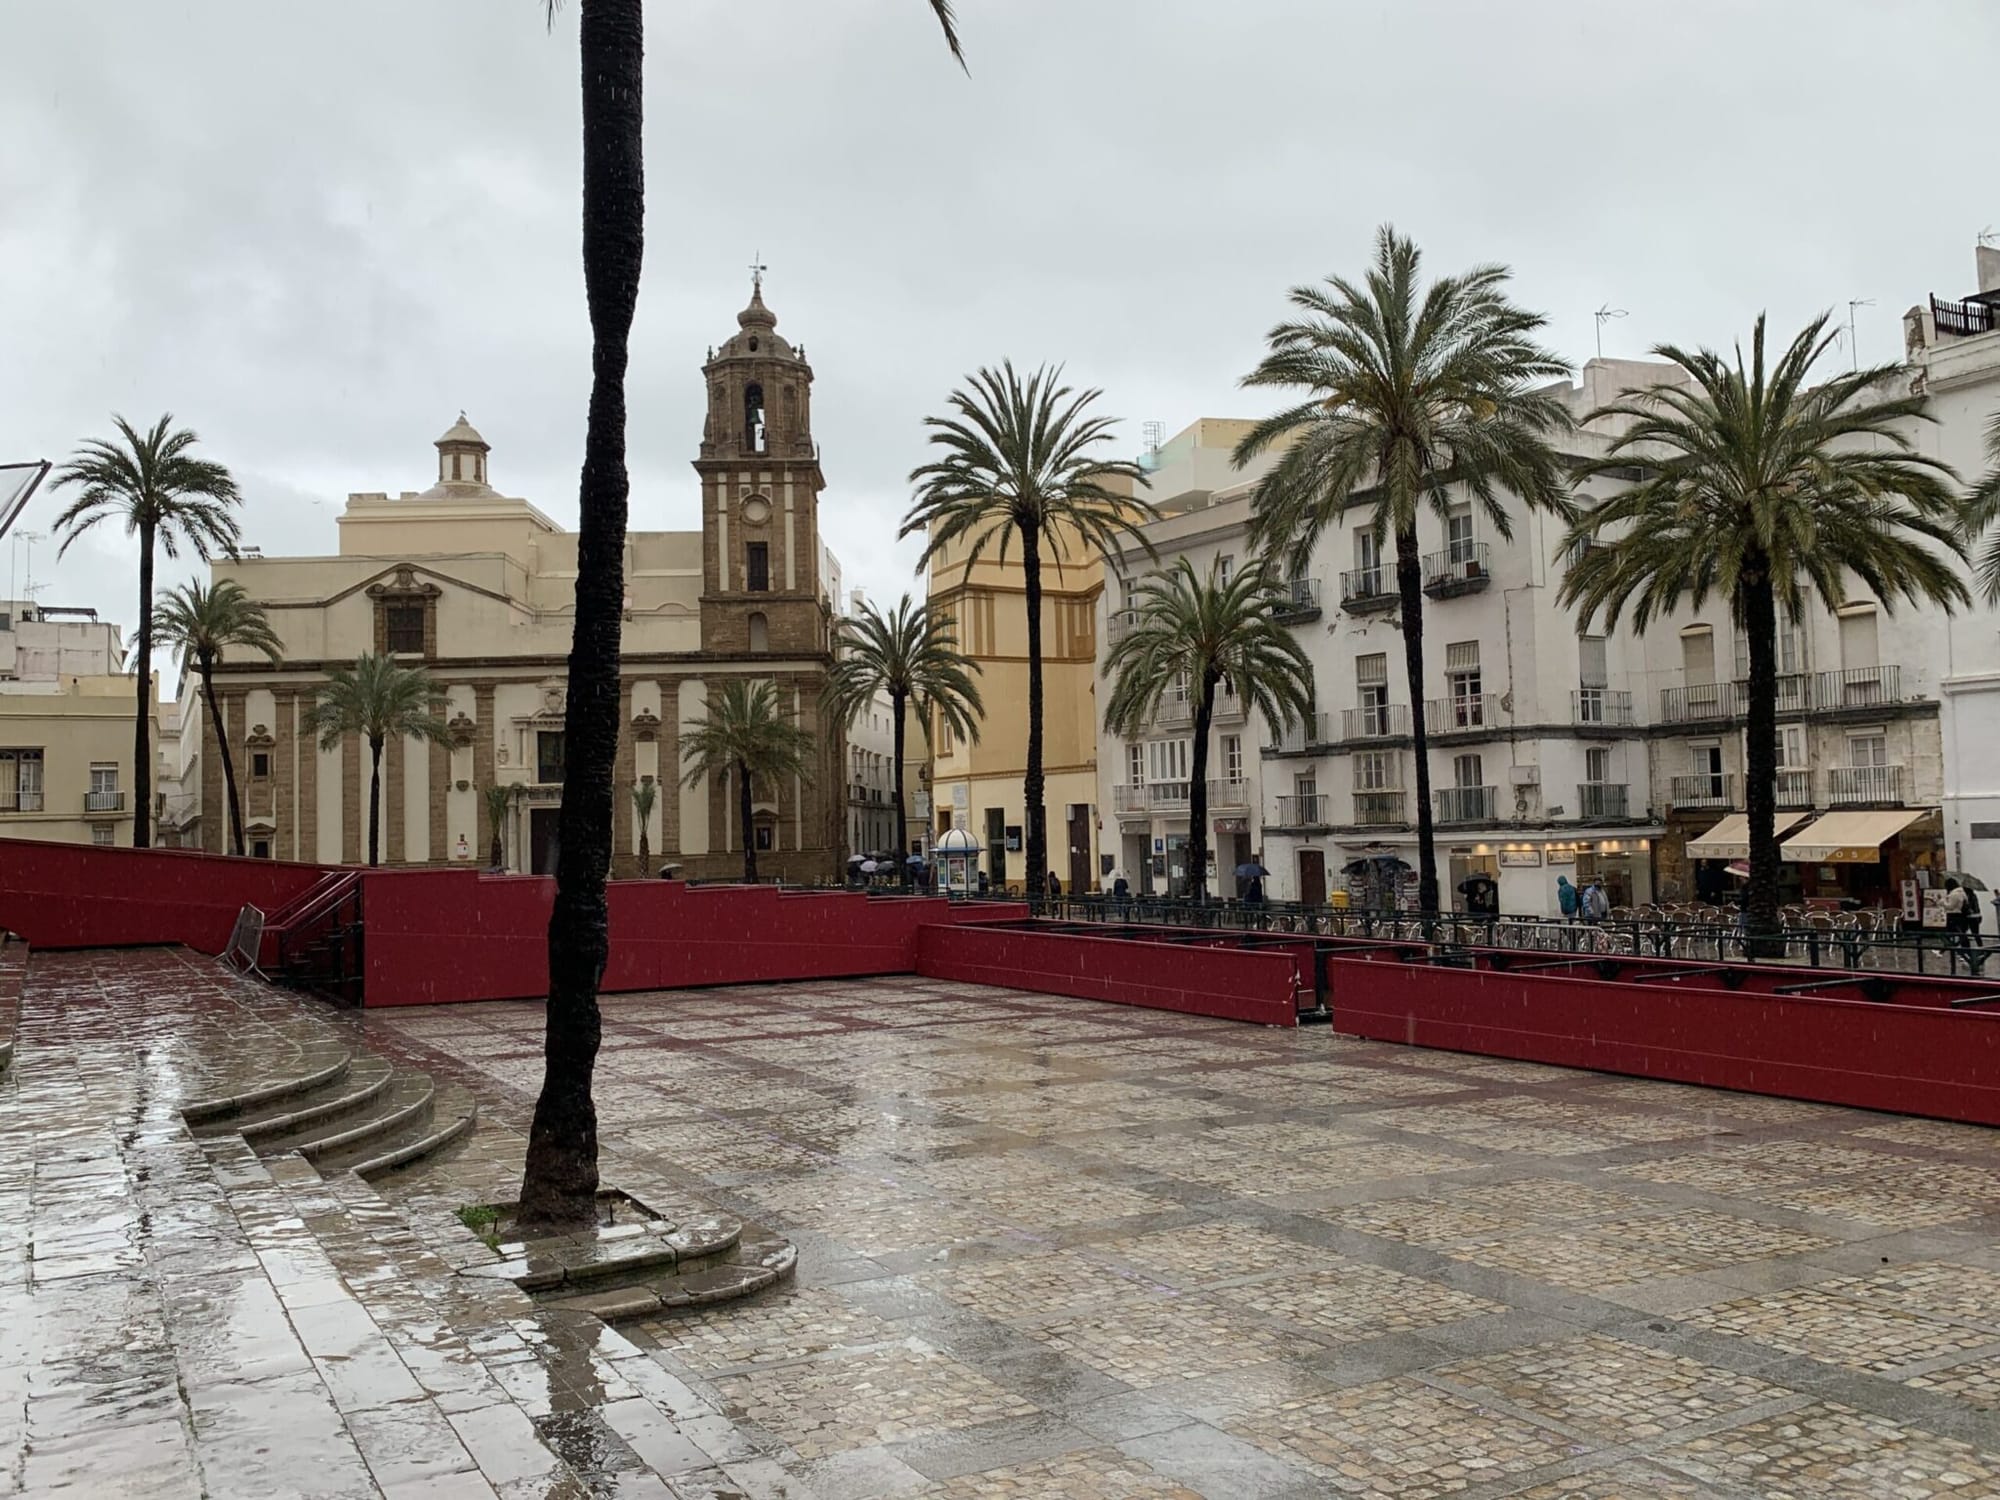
{"left": 1578, "top": 635, "right": 1608, "bottom": 688}
{"left": 1356, "top": 653, "right": 1388, "bottom": 686}
{"left": 1445, "top": 641, "right": 1480, "bottom": 673}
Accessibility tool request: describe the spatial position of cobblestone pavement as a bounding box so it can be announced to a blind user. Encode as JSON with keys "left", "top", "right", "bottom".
{"left": 15, "top": 946, "right": 2000, "bottom": 1496}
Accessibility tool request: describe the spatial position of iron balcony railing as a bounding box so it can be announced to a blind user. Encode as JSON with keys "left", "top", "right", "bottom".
{"left": 1426, "top": 693, "right": 1500, "bottom": 734}
{"left": 1661, "top": 682, "right": 1739, "bottom": 723}
{"left": 1670, "top": 772, "right": 1735, "bottom": 809}
{"left": 1576, "top": 782, "right": 1629, "bottom": 819}
{"left": 1661, "top": 666, "right": 1906, "bottom": 723}
{"left": 1421, "top": 543, "right": 1492, "bottom": 596}
{"left": 1353, "top": 789, "right": 1407, "bottom": 826}
{"left": 0, "top": 790, "right": 45, "bottom": 813}
{"left": 1155, "top": 694, "right": 1194, "bottom": 727}
{"left": 1214, "top": 687, "right": 1246, "bottom": 724}
{"left": 1435, "top": 785, "right": 1497, "bottom": 824}
{"left": 1814, "top": 665, "right": 1904, "bottom": 709}
{"left": 1149, "top": 781, "right": 1191, "bottom": 810}
{"left": 1107, "top": 607, "right": 1140, "bottom": 641}
{"left": 1933, "top": 293, "right": 1998, "bottom": 340}
{"left": 1271, "top": 577, "right": 1324, "bottom": 622}
{"left": 1113, "top": 785, "right": 1149, "bottom": 815}
{"left": 1572, "top": 688, "right": 1634, "bottom": 726}
{"left": 1341, "top": 703, "right": 1411, "bottom": 740}
{"left": 84, "top": 790, "right": 126, "bottom": 813}
{"left": 1207, "top": 777, "right": 1250, "bottom": 810}
{"left": 1273, "top": 794, "right": 1331, "bottom": 827}
{"left": 1268, "top": 712, "right": 1332, "bottom": 754}
{"left": 1828, "top": 764, "right": 1906, "bottom": 806}
{"left": 1338, "top": 566, "right": 1397, "bottom": 612}
{"left": 1776, "top": 769, "right": 1813, "bottom": 808}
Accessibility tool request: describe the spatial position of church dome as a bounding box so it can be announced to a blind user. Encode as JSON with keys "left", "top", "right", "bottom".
{"left": 712, "top": 277, "right": 798, "bottom": 362}
{"left": 421, "top": 411, "right": 496, "bottom": 496}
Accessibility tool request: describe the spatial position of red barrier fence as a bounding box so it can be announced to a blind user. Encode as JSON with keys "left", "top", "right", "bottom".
{"left": 0, "top": 839, "right": 327, "bottom": 956}
{"left": 1330, "top": 951, "right": 2000, "bottom": 1125}
{"left": 916, "top": 920, "right": 1303, "bottom": 1026}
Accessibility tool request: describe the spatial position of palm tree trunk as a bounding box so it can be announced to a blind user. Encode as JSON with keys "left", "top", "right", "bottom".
{"left": 637, "top": 810, "right": 650, "bottom": 876}
{"left": 200, "top": 653, "right": 246, "bottom": 856}
{"left": 1186, "top": 673, "right": 1216, "bottom": 901}
{"left": 367, "top": 735, "right": 384, "bottom": 868}
{"left": 490, "top": 820, "right": 506, "bottom": 871}
{"left": 739, "top": 757, "right": 756, "bottom": 881}
{"left": 1020, "top": 525, "right": 1047, "bottom": 899}
{"left": 1740, "top": 566, "right": 1782, "bottom": 950}
{"left": 518, "top": 0, "right": 644, "bottom": 1230}
{"left": 892, "top": 688, "right": 910, "bottom": 891}
{"left": 132, "top": 519, "right": 155, "bottom": 848}
{"left": 1397, "top": 526, "right": 1439, "bottom": 915}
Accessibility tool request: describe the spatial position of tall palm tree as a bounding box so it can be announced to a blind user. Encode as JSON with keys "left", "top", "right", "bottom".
{"left": 1561, "top": 314, "right": 1965, "bottom": 944}
{"left": 152, "top": 579, "right": 282, "bottom": 857}
{"left": 1103, "top": 559, "right": 1316, "bottom": 901}
{"left": 483, "top": 782, "right": 521, "bottom": 870}
{"left": 1236, "top": 226, "right": 1574, "bottom": 914}
{"left": 308, "top": 654, "right": 451, "bottom": 868}
{"left": 631, "top": 777, "right": 657, "bottom": 876}
{"left": 1965, "top": 412, "right": 2000, "bottom": 601}
{"left": 904, "top": 363, "right": 1155, "bottom": 895}
{"left": 824, "top": 595, "right": 984, "bottom": 889}
{"left": 679, "top": 680, "right": 817, "bottom": 882}
{"left": 50, "top": 415, "right": 242, "bottom": 848}
{"left": 517, "top": 0, "right": 966, "bottom": 1230}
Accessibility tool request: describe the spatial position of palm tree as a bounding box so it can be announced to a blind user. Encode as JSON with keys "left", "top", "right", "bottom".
{"left": 1103, "top": 560, "right": 1316, "bottom": 901}
{"left": 483, "top": 782, "right": 521, "bottom": 870}
{"left": 152, "top": 579, "right": 282, "bottom": 857}
{"left": 904, "top": 363, "right": 1155, "bottom": 895}
{"left": 1236, "top": 226, "right": 1574, "bottom": 915}
{"left": 309, "top": 654, "right": 452, "bottom": 868}
{"left": 679, "top": 680, "right": 817, "bottom": 882}
{"left": 517, "top": 0, "right": 966, "bottom": 1231}
{"left": 631, "top": 777, "right": 657, "bottom": 876}
{"left": 1561, "top": 314, "right": 1965, "bottom": 944}
{"left": 50, "top": 415, "right": 242, "bottom": 848}
{"left": 824, "top": 595, "right": 984, "bottom": 888}
{"left": 1965, "top": 412, "right": 2000, "bottom": 601}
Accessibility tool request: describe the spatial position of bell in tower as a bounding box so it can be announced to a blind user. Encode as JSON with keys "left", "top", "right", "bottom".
{"left": 699, "top": 271, "right": 814, "bottom": 462}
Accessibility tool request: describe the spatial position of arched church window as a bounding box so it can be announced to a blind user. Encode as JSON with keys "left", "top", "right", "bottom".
{"left": 745, "top": 382, "right": 767, "bottom": 453}
{"left": 748, "top": 612, "right": 769, "bottom": 652}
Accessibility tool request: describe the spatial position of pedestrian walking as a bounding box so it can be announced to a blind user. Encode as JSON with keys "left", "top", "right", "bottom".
{"left": 1556, "top": 874, "right": 1579, "bottom": 920}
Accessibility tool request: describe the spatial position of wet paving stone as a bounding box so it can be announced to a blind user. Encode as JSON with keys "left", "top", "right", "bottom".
{"left": 17, "top": 946, "right": 2000, "bottom": 1495}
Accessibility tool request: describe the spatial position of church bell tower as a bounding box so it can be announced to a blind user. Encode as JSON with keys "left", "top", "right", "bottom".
{"left": 695, "top": 272, "right": 828, "bottom": 655}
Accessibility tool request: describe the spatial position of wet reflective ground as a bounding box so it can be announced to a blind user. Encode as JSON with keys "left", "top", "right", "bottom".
{"left": 13, "top": 948, "right": 2000, "bottom": 1496}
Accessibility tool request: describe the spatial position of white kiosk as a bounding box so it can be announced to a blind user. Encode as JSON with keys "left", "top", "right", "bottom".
{"left": 936, "top": 825, "right": 981, "bottom": 896}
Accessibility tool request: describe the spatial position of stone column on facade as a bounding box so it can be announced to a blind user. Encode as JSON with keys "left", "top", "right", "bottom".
{"left": 613, "top": 681, "right": 635, "bottom": 877}
{"left": 342, "top": 730, "right": 361, "bottom": 865}
{"left": 430, "top": 735, "right": 451, "bottom": 867}
{"left": 385, "top": 730, "right": 405, "bottom": 864}
{"left": 272, "top": 690, "right": 296, "bottom": 860}
{"left": 473, "top": 685, "right": 497, "bottom": 867}
{"left": 297, "top": 693, "right": 318, "bottom": 864}
{"left": 222, "top": 692, "right": 247, "bottom": 853}
{"left": 657, "top": 678, "right": 681, "bottom": 860}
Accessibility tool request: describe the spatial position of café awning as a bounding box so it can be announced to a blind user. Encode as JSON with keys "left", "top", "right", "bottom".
{"left": 1686, "top": 811, "right": 1809, "bottom": 861}
{"left": 1781, "top": 809, "right": 1929, "bottom": 864}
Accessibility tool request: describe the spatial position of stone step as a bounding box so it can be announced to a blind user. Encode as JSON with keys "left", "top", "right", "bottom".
{"left": 267, "top": 1068, "right": 437, "bottom": 1163}
{"left": 0, "top": 1038, "right": 11, "bottom": 1076}
{"left": 181, "top": 1046, "right": 354, "bottom": 1124}
{"left": 195, "top": 1053, "right": 395, "bottom": 1141}
{"left": 349, "top": 1080, "right": 481, "bottom": 1180}
{"left": 544, "top": 1224, "right": 797, "bottom": 1323}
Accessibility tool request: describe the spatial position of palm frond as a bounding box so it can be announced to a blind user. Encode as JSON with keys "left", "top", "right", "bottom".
{"left": 311, "top": 653, "right": 451, "bottom": 751}
{"left": 825, "top": 593, "right": 985, "bottom": 746}
{"left": 679, "top": 679, "right": 817, "bottom": 792}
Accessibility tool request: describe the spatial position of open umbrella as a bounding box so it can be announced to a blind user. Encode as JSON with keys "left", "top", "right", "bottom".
{"left": 1725, "top": 860, "right": 1751, "bottom": 879}
{"left": 1944, "top": 871, "right": 1990, "bottom": 891}
{"left": 1234, "top": 860, "right": 1270, "bottom": 880}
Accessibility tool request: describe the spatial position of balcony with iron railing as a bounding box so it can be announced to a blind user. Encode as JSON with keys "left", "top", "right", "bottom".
{"left": 1353, "top": 789, "right": 1407, "bottom": 826}
{"left": 1571, "top": 688, "right": 1635, "bottom": 727}
{"left": 1338, "top": 566, "right": 1398, "bottom": 614}
{"left": 1341, "top": 703, "right": 1411, "bottom": 741}
{"left": 1207, "top": 777, "right": 1250, "bottom": 810}
{"left": 1828, "top": 764, "right": 1906, "bottom": 807}
{"left": 1155, "top": 694, "right": 1194, "bottom": 728}
{"left": 1106, "top": 607, "right": 1140, "bottom": 643}
{"left": 1670, "top": 772, "right": 1735, "bottom": 809}
{"left": 1148, "top": 781, "right": 1191, "bottom": 810}
{"left": 1271, "top": 576, "right": 1323, "bottom": 623}
{"left": 1661, "top": 682, "right": 1739, "bottom": 724}
{"left": 1266, "top": 712, "right": 1332, "bottom": 754}
{"left": 0, "top": 790, "right": 45, "bottom": 813}
{"left": 1813, "top": 665, "right": 1904, "bottom": 710}
{"left": 1575, "top": 782, "right": 1630, "bottom": 820}
{"left": 1213, "top": 686, "right": 1246, "bottom": 724}
{"left": 1776, "top": 768, "right": 1814, "bottom": 808}
{"left": 1933, "top": 293, "right": 1998, "bottom": 341}
{"left": 1421, "top": 543, "right": 1492, "bottom": 598}
{"left": 83, "top": 789, "right": 126, "bottom": 814}
{"left": 1113, "top": 785, "right": 1150, "bottom": 816}
{"left": 1272, "top": 793, "right": 1331, "bottom": 827}
{"left": 1661, "top": 666, "right": 1908, "bottom": 725}
{"left": 1425, "top": 693, "right": 1500, "bottom": 735}
{"left": 1435, "top": 785, "right": 1497, "bottom": 824}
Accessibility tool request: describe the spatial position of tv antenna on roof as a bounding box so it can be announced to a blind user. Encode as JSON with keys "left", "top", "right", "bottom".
{"left": 1142, "top": 420, "right": 1164, "bottom": 458}
{"left": 1979, "top": 227, "right": 1997, "bottom": 248}
{"left": 1845, "top": 298, "right": 1876, "bottom": 371}
{"left": 1592, "top": 305, "right": 1627, "bottom": 360}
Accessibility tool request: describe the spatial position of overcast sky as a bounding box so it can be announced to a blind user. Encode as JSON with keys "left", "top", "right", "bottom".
{"left": 6, "top": 0, "right": 1998, "bottom": 652}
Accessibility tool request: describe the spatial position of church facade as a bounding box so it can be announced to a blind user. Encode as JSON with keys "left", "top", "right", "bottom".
{"left": 188, "top": 283, "right": 847, "bottom": 880}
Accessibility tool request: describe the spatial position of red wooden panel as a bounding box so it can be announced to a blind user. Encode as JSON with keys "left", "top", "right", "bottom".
{"left": 915, "top": 922, "right": 1300, "bottom": 1026}
{"left": 1330, "top": 954, "right": 2000, "bottom": 1125}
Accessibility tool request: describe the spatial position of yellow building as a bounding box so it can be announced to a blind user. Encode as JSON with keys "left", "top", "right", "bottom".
{"left": 0, "top": 674, "right": 146, "bottom": 847}
{"left": 926, "top": 507, "right": 1119, "bottom": 895}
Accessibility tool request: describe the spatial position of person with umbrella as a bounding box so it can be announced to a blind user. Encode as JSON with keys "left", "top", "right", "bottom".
{"left": 1235, "top": 853, "right": 1270, "bottom": 905}
{"left": 1945, "top": 872, "right": 1987, "bottom": 946}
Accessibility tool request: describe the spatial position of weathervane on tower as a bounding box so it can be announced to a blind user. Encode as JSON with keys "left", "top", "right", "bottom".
{"left": 749, "top": 253, "right": 767, "bottom": 295}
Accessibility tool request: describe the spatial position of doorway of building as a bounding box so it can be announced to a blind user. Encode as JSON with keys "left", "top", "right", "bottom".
{"left": 1448, "top": 851, "right": 1500, "bottom": 913}
{"left": 530, "top": 807, "right": 561, "bottom": 875}
{"left": 1067, "top": 804, "right": 1091, "bottom": 894}
{"left": 1298, "top": 848, "right": 1327, "bottom": 906}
